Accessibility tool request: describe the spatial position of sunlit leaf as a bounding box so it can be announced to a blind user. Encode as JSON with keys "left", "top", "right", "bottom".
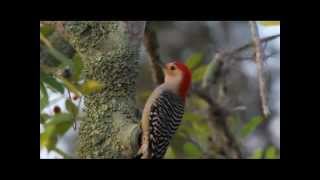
{"left": 192, "top": 65, "right": 208, "bottom": 83}
{"left": 183, "top": 142, "right": 201, "bottom": 158}
{"left": 60, "top": 77, "right": 82, "bottom": 96}
{"left": 72, "top": 53, "right": 84, "bottom": 81}
{"left": 46, "top": 113, "right": 73, "bottom": 127}
{"left": 265, "top": 146, "right": 278, "bottom": 159}
{"left": 41, "top": 113, "right": 72, "bottom": 151}
{"left": 241, "top": 116, "right": 263, "bottom": 138}
{"left": 65, "top": 99, "right": 79, "bottom": 118}
{"left": 251, "top": 149, "right": 263, "bottom": 159}
{"left": 40, "top": 82, "right": 48, "bottom": 112}
{"left": 40, "top": 71, "right": 65, "bottom": 94}
{"left": 80, "top": 80, "right": 103, "bottom": 95}
{"left": 259, "top": 21, "right": 280, "bottom": 26}
{"left": 185, "top": 53, "right": 204, "bottom": 70}
{"left": 40, "top": 126, "right": 57, "bottom": 151}
{"left": 46, "top": 113, "right": 73, "bottom": 135}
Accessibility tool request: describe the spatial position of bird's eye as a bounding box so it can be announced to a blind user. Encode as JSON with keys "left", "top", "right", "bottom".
{"left": 170, "top": 66, "right": 176, "bottom": 70}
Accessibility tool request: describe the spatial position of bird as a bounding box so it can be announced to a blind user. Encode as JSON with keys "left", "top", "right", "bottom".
{"left": 137, "top": 60, "right": 192, "bottom": 159}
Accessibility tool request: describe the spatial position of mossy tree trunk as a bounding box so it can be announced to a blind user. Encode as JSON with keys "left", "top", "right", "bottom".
{"left": 62, "top": 21, "right": 145, "bottom": 158}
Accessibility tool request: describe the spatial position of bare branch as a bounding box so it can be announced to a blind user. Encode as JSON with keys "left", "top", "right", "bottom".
{"left": 227, "top": 34, "right": 280, "bottom": 57}
{"left": 193, "top": 87, "right": 242, "bottom": 158}
{"left": 143, "top": 21, "right": 165, "bottom": 85}
{"left": 201, "top": 52, "right": 225, "bottom": 89}
{"left": 192, "top": 31, "right": 280, "bottom": 159}
{"left": 249, "top": 21, "right": 270, "bottom": 119}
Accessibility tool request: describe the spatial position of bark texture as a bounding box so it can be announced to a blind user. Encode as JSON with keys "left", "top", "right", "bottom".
{"left": 62, "top": 21, "right": 145, "bottom": 158}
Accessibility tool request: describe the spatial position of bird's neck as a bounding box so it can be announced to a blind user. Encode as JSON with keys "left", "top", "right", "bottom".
{"left": 160, "top": 83, "right": 186, "bottom": 101}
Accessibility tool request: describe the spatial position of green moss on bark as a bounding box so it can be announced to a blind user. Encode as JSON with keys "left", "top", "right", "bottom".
{"left": 64, "top": 21, "right": 142, "bottom": 158}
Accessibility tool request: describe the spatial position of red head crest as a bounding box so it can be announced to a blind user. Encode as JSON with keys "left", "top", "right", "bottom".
{"left": 172, "top": 60, "right": 192, "bottom": 99}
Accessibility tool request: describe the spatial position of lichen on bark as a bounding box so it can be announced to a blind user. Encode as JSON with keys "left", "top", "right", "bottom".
{"left": 63, "top": 21, "right": 145, "bottom": 158}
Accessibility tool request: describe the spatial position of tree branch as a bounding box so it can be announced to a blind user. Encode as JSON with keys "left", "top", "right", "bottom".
{"left": 227, "top": 34, "right": 280, "bottom": 57}
{"left": 193, "top": 87, "right": 242, "bottom": 158}
{"left": 249, "top": 21, "right": 270, "bottom": 119}
{"left": 143, "top": 21, "right": 164, "bottom": 85}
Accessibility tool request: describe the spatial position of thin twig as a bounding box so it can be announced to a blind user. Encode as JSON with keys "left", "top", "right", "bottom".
{"left": 144, "top": 21, "right": 165, "bottom": 85}
{"left": 249, "top": 21, "right": 270, "bottom": 119}
{"left": 234, "top": 51, "right": 278, "bottom": 62}
{"left": 227, "top": 34, "right": 280, "bottom": 57}
{"left": 194, "top": 33, "right": 279, "bottom": 159}
{"left": 193, "top": 87, "right": 242, "bottom": 158}
{"left": 201, "top": 34, "right": 280, "bottom": 90}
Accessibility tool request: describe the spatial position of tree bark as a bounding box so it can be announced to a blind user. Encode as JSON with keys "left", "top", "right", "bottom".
{"left": 61, "top": 21, "right": 145, "bottom": 158}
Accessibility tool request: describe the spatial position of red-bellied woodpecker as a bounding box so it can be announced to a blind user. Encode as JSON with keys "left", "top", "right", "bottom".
{"left": 137, "top": 60, "right": 192, "bottom": 159}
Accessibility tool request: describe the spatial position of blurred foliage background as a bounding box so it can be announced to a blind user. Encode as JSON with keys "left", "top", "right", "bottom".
{"left": 40, "top": 21, "right": 280, "bottom": 159}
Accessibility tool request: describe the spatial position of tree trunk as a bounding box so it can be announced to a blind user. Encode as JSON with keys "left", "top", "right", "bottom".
{"left": 62, "top": 21, "right": 145, "bottom": 158}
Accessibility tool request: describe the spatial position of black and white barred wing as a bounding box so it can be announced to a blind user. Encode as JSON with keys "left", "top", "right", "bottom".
{"left": 149, "top": 91, "right": 185, "bottom": 159}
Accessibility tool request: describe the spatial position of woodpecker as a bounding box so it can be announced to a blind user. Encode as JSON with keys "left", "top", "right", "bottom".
{"left": 137, "top": 60, "right": 192, "bottom": 159}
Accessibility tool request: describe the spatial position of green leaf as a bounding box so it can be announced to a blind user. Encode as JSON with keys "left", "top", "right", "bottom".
{"left": 183, "top": 142, "right": 201, "bottom": 158}
{"left": 259, "top": 21, "right": 280, "bottom": 26}
{"left": 41, "top": 71, "right": 65, "bottom": 94}
{"left": 40, "top": 82, "right": 48, "bottom": 112}
{"left": 46, "top": 113, "right": 73, "bottom": 135}
{"left": 164, "top": 146, "right": 176, "bottom": 159}
{"left": 48, "top": 47, "right": 73, "bottom": 67}
{"left": 185, "top": 53, "right": 204, "bottom": 70}
{"left": 251, "top": 149, "right": 263, "bottom": 159}
{"left": 40, "top": 113, "right": 50, "bottom": 124}
{"left": 190, "top": 95, "right": 209, "bottom": 109}
{"left": 183, "top": 112, "right": 203, "bottom": 122}
{"left": 192, "top": 65, "right": 208, "bottom": 83}
{"left": 169, "top": 132, "right": 190, "bottom": 157}
{"left": 40, "top": 24, "right": 55, "bottom": 37}
{"left": 41, "top": 113, "right": 73, "bottom": 151}
{"left": 65, "top": 99, "right": 79, "bottom": 118}
{"left": 40, "top": 126, "right": 57, "bottom": 151}
{"left": 46, "top": 113, "right": 73, "bottom": 126}
{"left": 40, "top": 32, "right": 73, "bottom": 67}
{"left": 241, "top": 116, "right": 263, "bottom": 138}
{"left": 265, "top": 146, "right": 277, "bottom": 159}
{"left": 72, "top": 53, "right": 84, "bottom": 81}
{"left": 80, "top": 80, "right": 103, "bottom": 95}
{"left": 55, "top": 121, "right": 73, "bottom": 135}
{"left": 192, "top": 122, "right": 211, "bottom": 140}
{"left": 60, "top": 77, "right": 82, "bottom": 96}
